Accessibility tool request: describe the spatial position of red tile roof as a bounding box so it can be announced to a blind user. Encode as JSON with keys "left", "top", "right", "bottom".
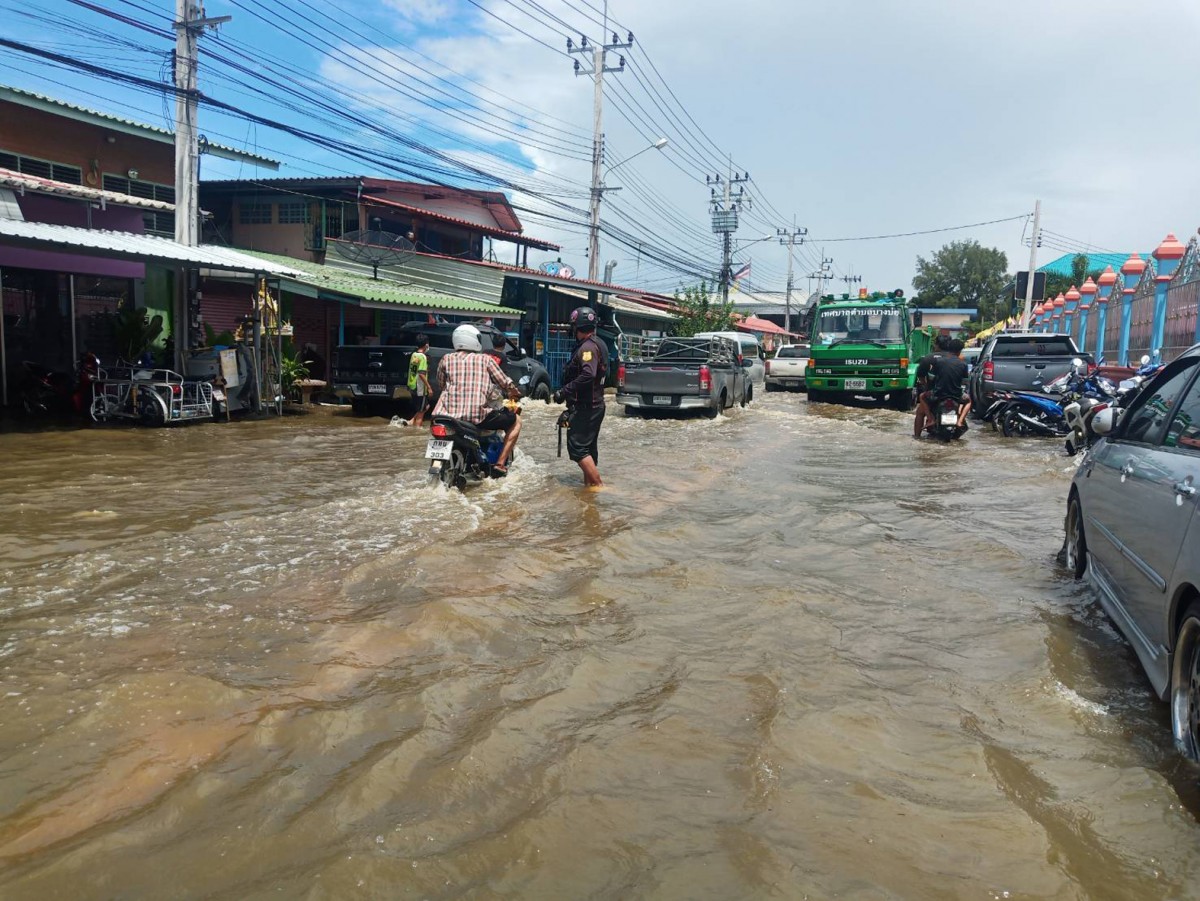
{"left": 364, "top": 194, "right": 560, "bottom": 251}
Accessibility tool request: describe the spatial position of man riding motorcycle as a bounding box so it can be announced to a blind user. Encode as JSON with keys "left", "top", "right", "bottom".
{"left": 913, "top": 336, "right": 970, "bottom": 437}
{"left": 432, "top": 324, "right": 523, "bottom": 472}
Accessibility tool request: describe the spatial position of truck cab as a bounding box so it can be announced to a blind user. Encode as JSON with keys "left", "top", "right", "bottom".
{"left": 805, "top": 293, "right": 933, "bottom": 409}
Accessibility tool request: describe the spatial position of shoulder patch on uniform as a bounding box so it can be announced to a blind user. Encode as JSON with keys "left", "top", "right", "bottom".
{"left": 582, "top": 350, "right": 593, "bottom": 362}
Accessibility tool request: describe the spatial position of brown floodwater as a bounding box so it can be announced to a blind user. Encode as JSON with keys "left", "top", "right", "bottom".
{"left": 1, "top": 394, "right": 1198, "bottom": 900}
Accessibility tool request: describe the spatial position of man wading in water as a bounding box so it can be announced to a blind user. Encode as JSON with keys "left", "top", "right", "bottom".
{"left": 553, "top": 306, "right": 608, "bottom": 487}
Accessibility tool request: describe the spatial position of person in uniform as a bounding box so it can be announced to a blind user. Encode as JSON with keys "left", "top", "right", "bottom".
{"left": 554, "top": 306, "right": 608, "bottom": 487}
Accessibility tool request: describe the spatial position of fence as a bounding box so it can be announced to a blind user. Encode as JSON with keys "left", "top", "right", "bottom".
{"left": 1163, "top": 238, "right": 1200, "bottom": 360}
{"left": 1126, "top": 260, "right": 1157, "bottom": 364}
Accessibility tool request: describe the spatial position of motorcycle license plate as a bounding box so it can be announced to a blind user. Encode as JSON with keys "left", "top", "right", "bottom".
{"left": 844, "top": 379, "right": 867, "bottom": 390}
{"left": 425, "top": 439, "right": 452, "bottom": 460}
{"left": 940, "top": 413, "right": 957, "bottom": 426}
{"left": 368, "top": 384, "right": 387, "bottom": 394}
{"left": 652, "top": 395, "right": 673, "bottom": 405}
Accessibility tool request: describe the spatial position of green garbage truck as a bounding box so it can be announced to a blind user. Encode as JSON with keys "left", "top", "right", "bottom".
{"left": 804, "top": 291, "right": 935, "bottom": 409}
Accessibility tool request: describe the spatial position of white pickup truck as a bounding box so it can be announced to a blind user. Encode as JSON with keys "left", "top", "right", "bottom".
{"left": 764, "top": 343, "right": 810, "bottom": 392}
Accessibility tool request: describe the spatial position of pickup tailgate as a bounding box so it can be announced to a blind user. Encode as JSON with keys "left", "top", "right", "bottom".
{"left": 989, "top": 356, "right": 1087, "bottom": 393}
{"left": 622, "top": 362, "right": 704, "bottom": 407}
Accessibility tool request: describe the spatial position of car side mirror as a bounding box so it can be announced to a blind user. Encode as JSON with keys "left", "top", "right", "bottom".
{"left": 912, "top": 310, "right": 923, "bottom": 327}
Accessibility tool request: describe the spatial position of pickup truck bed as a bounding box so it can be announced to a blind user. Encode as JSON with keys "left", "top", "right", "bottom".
{"left": 969, "top": 332, "right": 1092, "bottom": 410}
{"left": 616, "top": 335, "right": 746, "bottom": 416}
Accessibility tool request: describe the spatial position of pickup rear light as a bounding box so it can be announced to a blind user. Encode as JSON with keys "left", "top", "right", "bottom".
{"left": 1087, "top": 361, "right": 1097, "bottom": 374}
{"left": 431, "top": 424, "right": 450, "bottom": 438}
{"left": 699, "top": 364, "right": 712, "bottom": 392}
{"left": 983, "top": 361, "right": 994, "bottom": 380}
{"left": 617, "top": 363, "right": 625, "bottom": 388}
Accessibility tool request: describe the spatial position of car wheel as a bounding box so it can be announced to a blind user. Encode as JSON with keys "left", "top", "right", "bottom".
{"left": 765, "top": 382, "right": 779, "bottom": 392}
{"left": 742, "top": 386, "right": 752, "bottom": 406}
{"left": 533, "top": 382, "right": 551, "bottom": 401}
{"left": 623, "top": 405, "right": 640, "bottom": 417}
{"left": 1169, "top": 599, "right": 1200, "bottom": 762}
{"left": 808, "top": 388, "right": 824, "bottom": 404}
{"left": 1063, "top": 494, "right": 1087, "bottom": 579}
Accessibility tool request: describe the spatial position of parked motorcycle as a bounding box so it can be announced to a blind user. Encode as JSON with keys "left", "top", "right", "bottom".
{"left": 924, "top": 395, "right": 968, "bottom": 441}
{"left": 425, "top": 414, "right": 511, "bottom": 489}
{"left": 19, "top": 353, "right": 99, "bottom": 417}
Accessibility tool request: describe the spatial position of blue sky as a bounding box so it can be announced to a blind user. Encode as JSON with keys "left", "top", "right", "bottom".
{"left": 3, "top": 0, "right": 1199, "bottom": 299}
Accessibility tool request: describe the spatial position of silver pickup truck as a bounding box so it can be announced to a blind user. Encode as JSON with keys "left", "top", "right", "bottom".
{"left": 616, "top": 334, "right": 748, "bottom": 417}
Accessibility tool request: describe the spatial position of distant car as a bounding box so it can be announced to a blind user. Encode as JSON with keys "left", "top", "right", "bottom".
{"left": 765, "top": 343, "right": 809, "bottom": 391}
{"left": 1063, "top": 342, "right": 1200, "bottom": 761}
{"left": 961, "top": 346, "right": 982, "bottom": 373}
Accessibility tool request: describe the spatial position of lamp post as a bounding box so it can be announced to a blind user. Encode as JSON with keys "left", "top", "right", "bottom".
{"left": 588, "top": 137, "right": 668, "bottom": 280}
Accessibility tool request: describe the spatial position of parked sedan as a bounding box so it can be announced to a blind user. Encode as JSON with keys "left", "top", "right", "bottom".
{"left": 1063, "top": 342, "right": 1200, "bottom": 760}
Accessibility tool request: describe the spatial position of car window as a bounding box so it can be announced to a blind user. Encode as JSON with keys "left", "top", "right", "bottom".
{"left": 777, "top": 347, "right": 803, "bottom": 358}
{"left": 1163, "top": 366, "right": 1200, "bottom": 452}
{"left": 1119, "top": 361, "right": 1197, "bottom": 446}
{"left": 990, "top": 337, "right": 1076, "bottom": 357}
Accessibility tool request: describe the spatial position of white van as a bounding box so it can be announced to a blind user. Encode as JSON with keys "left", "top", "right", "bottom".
{"left": 694, "top": 331, "right": 766, "bottom": 388}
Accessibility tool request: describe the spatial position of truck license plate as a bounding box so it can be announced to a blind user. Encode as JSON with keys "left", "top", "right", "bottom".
{"left": 844, "top": 379, "right": 867, "bottom": 389}
{"left": 368, "top": 384, "right": 387, "bottom": 394}
{"left": 425, "top": 439, "right": 452, "bottom": 460}
{"left": 652, "top": 395, "right": 673, "bottom": 405}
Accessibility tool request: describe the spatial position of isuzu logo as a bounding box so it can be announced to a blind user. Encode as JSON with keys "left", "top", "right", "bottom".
{"left": 845, "top": 359, "right": 869, "bottom": 365}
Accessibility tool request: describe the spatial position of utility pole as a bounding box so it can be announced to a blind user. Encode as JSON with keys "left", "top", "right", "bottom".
{"left": 568, "top": 3, "right": 631, "bottom": 282}
{"left": 777, "top": 223, "right": 807, "bottom": 333}
{"left": 1021, "top": 199, "right": 1042, "bottom": 329}
{"left": 840, "top": 272, "right": 862, "bottom": 294}
{"left": 174, "top": 0, "right": 228, "bottom": 246}
{"left": 707, "top": 161, "right": 750, "bottom": 304}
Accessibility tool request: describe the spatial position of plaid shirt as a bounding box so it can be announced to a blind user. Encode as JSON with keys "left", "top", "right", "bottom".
{"left": 432, "top": 351, "right": 516, "bottom": 423}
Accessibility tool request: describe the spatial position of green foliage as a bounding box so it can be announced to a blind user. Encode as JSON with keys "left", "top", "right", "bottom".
{"left": 280, "top": 354, "right": 309, "bottom": 396}
{"left": 203, "top": 321, "right": 237, "bottom": 347}
{"left": 1044, "top": 253, "right": 1103, "bottom": 301}
{"left": 912, "top": 239, "right": 1010, "bottom": 322}
{"left": 113, "top": 305, "right": 164, "bottom": 361}
{"left": 671, "top": 281, "right": 735, "bottom": 336}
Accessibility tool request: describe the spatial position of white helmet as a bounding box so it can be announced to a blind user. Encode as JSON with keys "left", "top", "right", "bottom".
{"left": 451, "top": 323, "right": 482, "bottom": 352}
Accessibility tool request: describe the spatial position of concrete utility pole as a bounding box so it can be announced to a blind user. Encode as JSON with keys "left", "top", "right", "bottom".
{"left": 778, "top": 223, "right": 807, "bottom": 332}
{"left": 1021, "top": 199, "right": 1042, "bottom": 330}
{"left": 568, "top": 2, "right": 631, "bottom": 282}
{"left": 807, "top": 255, "right": 834, "bottom": 296}
{"left": 174, "top": 0, "right": 228, "bottom": 246}
{"left": 707, "top": 161, "right": 750, "bottom": 304}
{"left": 840, "top": 273, "right": 862, "bottom": 293}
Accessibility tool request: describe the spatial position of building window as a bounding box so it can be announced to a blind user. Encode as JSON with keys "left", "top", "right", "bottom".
{"left": 102, "top": 174, "right": 175, "bottom": 204}
{"left": 142, "top": 211, "right": 176, "bottom": 238}
{"left": 0, "top": 149, "right": 83, "bottom": 184}
{"left": 238, "top": 202, "right": 273, "bottom": 225}
{"left": 278, "top": 201, "right": 310, "bottom": 224}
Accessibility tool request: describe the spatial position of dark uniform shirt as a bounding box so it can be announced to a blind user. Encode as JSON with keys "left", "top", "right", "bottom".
{"left": 560, "top": 334, "right": 608, "bottom": 407}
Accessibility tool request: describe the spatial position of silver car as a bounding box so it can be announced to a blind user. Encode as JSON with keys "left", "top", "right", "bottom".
{"left": 1064, "top": 343, "right": 1200, "bottom": 760}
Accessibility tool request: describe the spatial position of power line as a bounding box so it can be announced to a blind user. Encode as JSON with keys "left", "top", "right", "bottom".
{"left": 811, "top": 215, "right": 1030, "bottom": 243}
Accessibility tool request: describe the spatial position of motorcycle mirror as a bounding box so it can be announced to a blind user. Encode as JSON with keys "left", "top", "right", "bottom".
{"left": 1071, "top": 357, "right": 1083, "bottom": 369}
{"left": 1092, "top": 407, "right": 1115, "bottom": 436}
{"left": 1140, "top": 354, "right": 1151, "bottom": 365}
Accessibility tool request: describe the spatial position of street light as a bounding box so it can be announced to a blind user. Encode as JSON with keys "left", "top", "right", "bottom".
{"left": 733, "top": 233, "right": 773, "bottom": 251}
{"left": 588, "top": 137, "right": 669, "bottom": 280}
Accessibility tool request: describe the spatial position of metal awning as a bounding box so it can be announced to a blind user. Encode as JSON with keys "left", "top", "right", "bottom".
{"left": 0, "top": 219, "right": 303, "bottom": 274}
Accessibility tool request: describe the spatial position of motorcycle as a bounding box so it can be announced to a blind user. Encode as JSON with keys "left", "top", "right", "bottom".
{"left": 425, "top": 414, "right": 511, "bottom": 489}
{"left": 19, "top": 353, "right": 99, "bottom": 417}
{"left": 924, "top": 394, "right": 968, "bottom": 441}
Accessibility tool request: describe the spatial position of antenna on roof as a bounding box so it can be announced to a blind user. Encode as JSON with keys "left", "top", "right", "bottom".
{"left": 327, "top": 228, "right": 415, "bottom": 279}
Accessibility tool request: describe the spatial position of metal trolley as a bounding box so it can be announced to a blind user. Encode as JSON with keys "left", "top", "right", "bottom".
{"left": 90, "top": 364, "right": 214, "bottom": 425}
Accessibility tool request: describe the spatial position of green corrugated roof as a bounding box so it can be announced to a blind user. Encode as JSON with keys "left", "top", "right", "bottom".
{"left": 237, "top": 249, "right": 522, "bottom": 315}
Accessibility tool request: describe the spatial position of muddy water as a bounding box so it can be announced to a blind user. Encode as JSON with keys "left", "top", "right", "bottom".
{"left": 1, "top": 395, "right": 1198, "bottom": 899}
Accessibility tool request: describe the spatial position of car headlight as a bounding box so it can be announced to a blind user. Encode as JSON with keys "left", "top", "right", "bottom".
{"left": 518, "top": 375, "right": 531, "bottom": 385}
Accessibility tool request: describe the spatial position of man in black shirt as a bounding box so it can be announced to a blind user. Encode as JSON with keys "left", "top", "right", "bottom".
{"left": 913, "top": 335, "right": 951, "bottom": 438}
{"left": 914, "top": 337, "right": 971, "bottom": 436}
{"left": 554, "top": 306, "right": 608, "bottom": 487}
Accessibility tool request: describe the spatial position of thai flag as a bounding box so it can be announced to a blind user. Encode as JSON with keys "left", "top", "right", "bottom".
{"left": 732, "top": 262, "right": 751, "bottom": 282}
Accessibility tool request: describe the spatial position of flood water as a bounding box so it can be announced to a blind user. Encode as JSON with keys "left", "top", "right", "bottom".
{"left": 1, "top": 393, "right": 1199, "bottom": 900}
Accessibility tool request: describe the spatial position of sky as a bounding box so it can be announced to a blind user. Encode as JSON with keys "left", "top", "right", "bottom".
{"left": 3, "top": 0, "right": 1199, "bottom": 301}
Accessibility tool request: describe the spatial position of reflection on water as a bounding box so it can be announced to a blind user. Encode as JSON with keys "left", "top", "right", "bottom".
{"left": 1, "top": 398, "right": 1198, "bottom": 899}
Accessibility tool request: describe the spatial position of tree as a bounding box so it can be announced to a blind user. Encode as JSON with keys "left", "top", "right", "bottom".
{"left": 1044, "top": 253, "right": 1103, "bottom": 301}
{"left": 671, "top": 281, "right": 734, "bottom": 336}
{"left": 912, "top": 240, "right": 1010, "bottom": 323}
